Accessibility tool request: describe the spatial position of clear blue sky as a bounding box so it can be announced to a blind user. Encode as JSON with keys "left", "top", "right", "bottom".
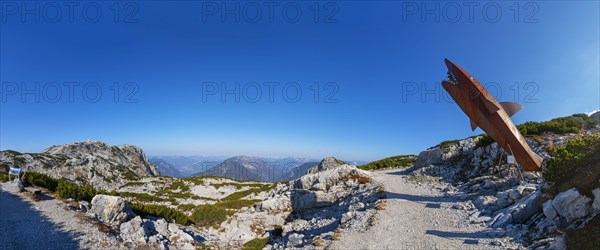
{"left": 1, "top": 1, "right": 598, "bottom": 161}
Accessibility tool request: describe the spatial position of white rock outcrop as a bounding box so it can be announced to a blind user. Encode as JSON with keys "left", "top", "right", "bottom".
{"left": 89, "top": 195, "right": 135, "bottom": 226}
{"left": 119, "top": 215, "right": 198, "bottom": 247}
{"left": 591, "top": 188, "right": 600, "bottom": 213}
{"left": 550, "top": 188, "right": 591, "bottom": 223}
{"left": 208, "top": 158, "right": 382, "bottom": 249}
{"left": 0, "top": 140, "right": 160, "bottom": 190}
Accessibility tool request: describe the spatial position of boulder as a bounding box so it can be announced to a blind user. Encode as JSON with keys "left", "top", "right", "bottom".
{"left": 307, "top": 157, "right": 345, "bottom": 174}
{"left": 415, "top": 137, "right": 479, "bottom": 168}
{"left": 592, "top": 188, "right": 600, "bottom": 213}
{"left": 551, "top": 188, "right": 591, "bottom": 222}
{"left": 153, "top": 218, "right": 170, "bottom": 238}
{"left": 169, "top": 229, "right": 194, "bottom": 244}
{"left": 293, "top": 165, "right": 368, "bottom": 191}
{"left": 490, "top": 190, "right": 543, "bottom": 228}
{"left": 415, "top": 147, "right": 444, "bottom": 168}
{"left": 543, "top": 200, "right": 557, "bottom": 219}
{"left": 256, "top": 195, "right": 291, "bottom": 212}
{"left": 119, "top": 216, "right": 150, "bottom": 243}
{"left": 90, "top": 195, "right": 135, "bottom": 226}
{"left": 473, "top": 195, "right": 498, "bottom": 210}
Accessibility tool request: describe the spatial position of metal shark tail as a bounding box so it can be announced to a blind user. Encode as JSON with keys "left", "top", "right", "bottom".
{"left": 442, "top": 58, "right": 543, "bottom": 171}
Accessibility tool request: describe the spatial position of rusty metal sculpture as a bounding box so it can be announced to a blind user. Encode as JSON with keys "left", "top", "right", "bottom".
{"left": 442, "top": 58, "right": 543, "bottom": 171}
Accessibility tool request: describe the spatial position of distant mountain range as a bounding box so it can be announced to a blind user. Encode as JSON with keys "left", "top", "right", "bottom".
{"left": 149, "top": 158, "right": 184, "bottom": 178}
{"left": 149, "top": 156, "right": 228, "bottom": 177}
{"left": 191, "top": 156, "right": 319, "bottom": 182}
{"left": 150, "top": 155, "right": 322, "bottom": 181}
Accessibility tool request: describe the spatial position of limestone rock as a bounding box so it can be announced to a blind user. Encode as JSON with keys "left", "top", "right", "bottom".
{"left": 307, "top": 157, "right": 346, "bottom": 174}
{"left": 551, "top": 188, "right": 591, "bottom": 222}
{"left": 592, "top": 188, "right": 600, "bottom": 213}
{"left": 90, "top": 195, "right": 135, "bottom": 226}
{"left": 0, "top": 140, "right": 160, "bottom": 191}
{"left": 490, "top": 190, "right": 543, "bottom": 228}
{"left": 543, "top": 200, "right": 557, "bottom": 220}
{"left": 119, "top": 216, "right": 150, "bottom": 243}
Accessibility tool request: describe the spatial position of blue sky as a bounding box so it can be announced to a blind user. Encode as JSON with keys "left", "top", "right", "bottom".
{"left": 1, "top": 1, "right": 599, "bottom": 161}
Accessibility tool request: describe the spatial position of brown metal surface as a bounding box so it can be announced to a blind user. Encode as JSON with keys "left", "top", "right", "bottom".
{"left": 442, "top": 58, "right": 543, "bottom": 171}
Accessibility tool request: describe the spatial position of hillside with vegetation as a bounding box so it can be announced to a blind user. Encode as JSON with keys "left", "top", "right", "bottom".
{"left": 358, "top": 155, "right": 416, "bottom": 171}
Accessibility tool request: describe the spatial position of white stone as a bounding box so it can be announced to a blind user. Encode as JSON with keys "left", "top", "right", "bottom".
{"left": 90, "top": 195, "right": 134, "bottom": 226}
{"left": 551, "top": 188, "right": 591, "bottom": 222}
{"left": 543, "top": 200, "right": 557, "bottom": 219}
{"left": 592, "top": 188, "right": 600, "bottom": 213}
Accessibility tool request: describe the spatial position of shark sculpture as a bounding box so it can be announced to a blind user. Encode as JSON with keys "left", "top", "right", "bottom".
{"left": 442, "top": 58, "right": 543, "bottom": 171}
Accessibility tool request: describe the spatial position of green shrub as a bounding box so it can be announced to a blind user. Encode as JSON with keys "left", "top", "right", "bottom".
{"left": 572, "top": 113, "right": 599, "bottom": 128}
{"left": 439, "top": 140, "right": 460, "bottom": 153}
{"left": 222, "top": 188, "right": 261, "bottom": 201}
{"left": 567, "top": 216, "right": 600, "bottom": 250}
{"left": 26, "top": 172, "right": 59, "bottom": 191}
{"left": 177, "top": 203, "right": 197, "bottom": 211}
{"left": 167, "top": 180, "right": 190, "bottom": 192}
{"left": 517, "top": 114, "right": 589, "bottom": 136}
{"left": 215, "top": 199, "right": 260, "bottom": 209}
{"left": 157, "top": 190, "right": 199, "bottom": 200}
{"left": 358, "top": 155, "right": 416, "bottom": 171}
{"left": 191, "top": 204, "right": 230, "bottom": 227}
{"left": 3, "top": 150, "right": 23, "bottom": 156}
{"left": 56, "top": 179, "right": 99, "bottom": 202}
{"left": 120, "top": 169, "right": 140, "bottom": 181}
{"left": 474, "top": 134, "right": 495, "bottom": 149}
{"left": 543, "top": 134, "right": 600, "bottom": 184}
{"left": 0, "top": 170, "right": 9, "bottom": 182}
{"left": 242, "top": 237, "right": 269, "bottom": 250}
{"left": 260, "top": 183, "right": 278, "bottom": 192}
{"left": 130, "top": 203, "right": 190, "bottom": 225}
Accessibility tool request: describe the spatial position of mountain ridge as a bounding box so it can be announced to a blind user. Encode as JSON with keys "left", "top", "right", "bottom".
{"left": 0, "top": 140, "right": 159, "bottom": 190}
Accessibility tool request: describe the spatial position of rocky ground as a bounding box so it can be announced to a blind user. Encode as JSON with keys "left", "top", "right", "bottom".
{"left": 332, "top": 168, "right": 520, "bottom": 249}
{"left": 202, "top": 157, "right": 383, "bottom": 249}
{"left": 0, "top": 158, "right": 381, "bottom": 249}
{"left": 0, "top": 180, "right": 203, "bottom": 249}
{"left": 0, "top": 181, "right": 122, "bottom": 249}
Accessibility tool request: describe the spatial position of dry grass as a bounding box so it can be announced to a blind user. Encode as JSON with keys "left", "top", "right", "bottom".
{"left": 76, "top": 212, "right": 114, "bottom": 236}
{"left": 250, "top": 223, "right": 265, "bottom": 235}
{"left": 313, "top": 237, "right": 325, "bottom": 246}
{"left": 332, "top": 229, "right": 342, "bottom": 241}
{"left": 375, "top": 200, "right": 387, "bottom": 210}
{"left": 367, "top": 215, "right": 377, "bottom": 227}
{"left": 349, "top": 174, "right": 371, "bottom": 184}
{"left": 170, "top": 235, "right": 181, "bottom": 244}
{"left": 95, "top": 223, "right": 112, "bottom": 234}
{"left": 22, "top": 190, "right": 41, "bottom": 202}
{"left": 68, "top": 200, "right": 79, "bottom": 208}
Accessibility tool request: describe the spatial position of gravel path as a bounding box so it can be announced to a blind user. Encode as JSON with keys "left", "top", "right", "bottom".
{"left": 0, "top": 181, "right": 122, "bottom": 249}
{"left": 332, "top": 169, "right": 521, "bottom": 249}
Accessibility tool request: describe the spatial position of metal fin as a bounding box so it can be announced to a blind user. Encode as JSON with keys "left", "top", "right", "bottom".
{"left": 500, "top": 102, "right": 523, "bottom": 117}
{"left": 470, "top": 120, "right": 478, "bottom": 131}
{"left": 482, "top": 98, "right": 500, "bottom": 114}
